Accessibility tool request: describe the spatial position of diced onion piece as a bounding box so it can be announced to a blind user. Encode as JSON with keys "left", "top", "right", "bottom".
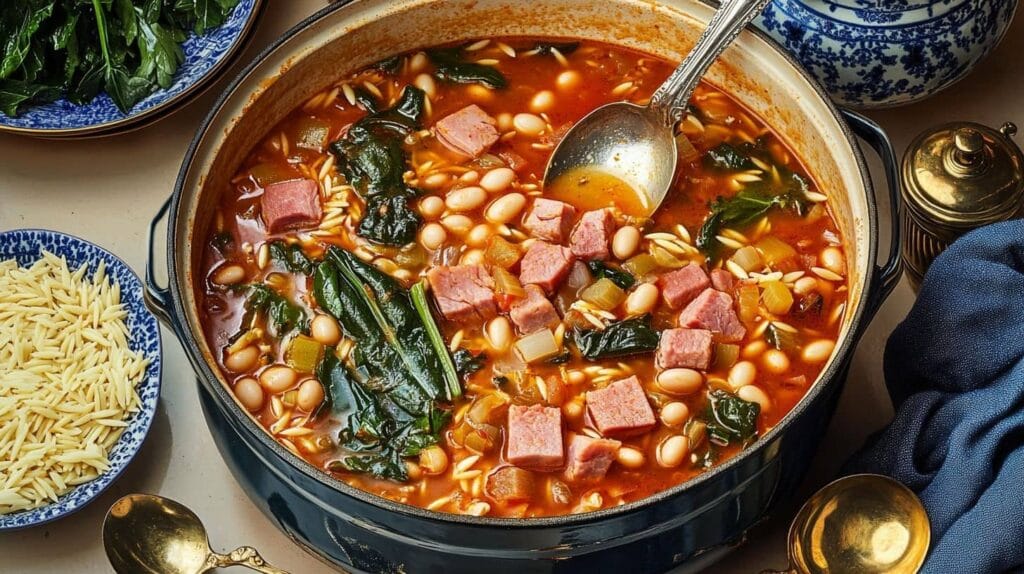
{"left": 755, "top": 237, "right": 797, "bottom": 267}
{"left": 285, "top": 335, "right": 324, "bottom": 373}
{"left": 731, "top": 246, "right": 763, "bottom": 272}
{"left": 565, "top": 261, "right": 593, "bottom": 291}
{"left": 761, "top": 281, "right": 794, "bottom": 315}
{"left": 623, "top": 253, "right": 660, "bottom": 278}
{"left": 580, "top": 278, "right": 626, "bottom": 311}
{"left": 677, "top": 133, "right": 700, "bottom": 163}
{"left": 515, "top": 329, "right": 560, "bottom": 363}
{"left": 737, "top": 284, "right": 760, "bottom": 322}
{"left": 484, "top": 236, "right": 521, "bottom": 269}
{"left": 713, "top": 343, "right": 740, "bottom": 371}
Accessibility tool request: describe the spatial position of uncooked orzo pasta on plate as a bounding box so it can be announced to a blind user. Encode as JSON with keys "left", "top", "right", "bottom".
{"left": 0, "top": 230, "right": 162, "bottom": 529}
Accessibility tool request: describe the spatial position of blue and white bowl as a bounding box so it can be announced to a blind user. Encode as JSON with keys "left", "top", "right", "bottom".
{"left": 756, "top": 0, "right": 1019, "bottom": 109}
{"left": 0, "top": 229, "right": 162, "bottom": 530}
{"left": 0, "top": 0, "right": 264, "bottom": 138}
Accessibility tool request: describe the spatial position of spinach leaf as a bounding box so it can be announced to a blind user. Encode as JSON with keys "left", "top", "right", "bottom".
{"left": 427, "top": 46, "right": 507, "bottom": 89}
{"left": 312, "top": 346, "right": 355, "bottom": 419}
{"left": 704, "top": 389, "right": 760, "bottom": 446}
{"left": 329, "top": 86, "right": 426, "bottom": 246}
{"left": 696, "top": 190, "right": 807, "bottom": 255}
{"left": 703, "top": 142, "right": 756, "bottom": 171}
{"left": 572, "top": 315, "right": 661, "bottom": 360}
{"left": 452, "top": 348, "right": 485, "bottom": 379}
{"left": 373, "top": 55, "right": 401, "bottom": 75}
{"left": 531, "top": 41, "right": 580, "bottom": 56}
{"left": 586, "top": 260, "right": 635, "bottom": 290}
{"left": 411, "top": 280, "right": 461, "bottom": 399}
{"left": 268, "top": 240, "right": 314, "bottom": 274}
{"left": 242, "top": 284, "right": 308, "bottom": 337}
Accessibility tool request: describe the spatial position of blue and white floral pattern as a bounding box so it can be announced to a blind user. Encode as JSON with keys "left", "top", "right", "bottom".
{"left": 0, "top": 230, "right": 162, "bottom": 531}
{"left": 756, "top": 0, "right": 1019, "bottom": 108}
{"left": 0, "top": 0, "right": 260, "bottom": 135}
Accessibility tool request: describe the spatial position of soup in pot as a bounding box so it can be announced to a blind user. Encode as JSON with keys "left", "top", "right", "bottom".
{"left": 196, "top": 39, "right": 848, "bottom": 518}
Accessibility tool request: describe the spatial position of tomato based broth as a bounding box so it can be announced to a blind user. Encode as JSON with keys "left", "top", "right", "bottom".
{"left": 198, "top": 39, "right": 847, "bottom": 518}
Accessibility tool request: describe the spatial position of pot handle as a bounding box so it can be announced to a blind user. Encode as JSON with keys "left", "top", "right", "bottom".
{"left": 144, "top": 197, "right": 181, "bottom": 334}
{"left": 841, "top": 110, "right": 903, "bottom": 320}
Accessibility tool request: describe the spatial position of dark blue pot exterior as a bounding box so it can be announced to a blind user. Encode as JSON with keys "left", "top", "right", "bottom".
{"left": 198, "top": 358, "right": 848, "bottom": 573}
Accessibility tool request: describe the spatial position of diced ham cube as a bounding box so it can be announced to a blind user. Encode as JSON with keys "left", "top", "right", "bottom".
{"left": 523, "top": 198, "right": 577, "bottom": 243}
{"left": 678, "top": 288, "right": 747, "bottom": 342}
{"left": 435, "top": 104, "right": 499, "bottom": 158}
{"left": 485, "top": 466, "right": 536, "bottom": 502}
{"left": 585, "top": 375, "right": 656, "bottom": 437}
{"left": 564, "top": 434, "right": 621, "bottom": 483}
{"left": 657, "top": 328, "right": 713, "bottom": 370}
{"left": 507, "top": 404, "right": 564, "bottom": 470}
{"left": 261, "top": 179, "right": 322, "bottom": 232}
{"left": 570, "top": 209, "right": 615, "bottom": 260}
{"left": 427, "top": 265, "right": 497, "bottom": 323}
{"left": 658, "top": 264, "right": 711, "bottom": 309}
{"left": 519, "top": 242, "right": 575, "bottom": 294}
{"left": 710, "top": 269, "right": 735, "bottom": 293}
{"left": 509, "top": 284, "right": 560, "bottom": 334}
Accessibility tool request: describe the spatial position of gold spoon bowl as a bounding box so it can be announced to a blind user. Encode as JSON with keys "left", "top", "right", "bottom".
{"left": 103, "top": 494, "right": 290, "bottom": 574}
{"left": 765, "top": 474, "right": 931, "bottom": 574}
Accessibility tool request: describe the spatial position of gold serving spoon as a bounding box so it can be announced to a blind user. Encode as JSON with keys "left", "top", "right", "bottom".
{"left": 103, "top": 494, "right": 291, "bottom": 574}
{"left": 762, "top": 474, "right": 931, "bottom": 574}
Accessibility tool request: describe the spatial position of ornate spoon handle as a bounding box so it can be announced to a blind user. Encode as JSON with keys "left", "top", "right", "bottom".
{"left": 205, "top": 546, "right": 291, "bottom": 574}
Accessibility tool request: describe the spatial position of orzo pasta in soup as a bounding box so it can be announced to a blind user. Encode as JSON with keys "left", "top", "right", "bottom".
{"left": 197, "top": 39, "right": 847, "bottom": 518}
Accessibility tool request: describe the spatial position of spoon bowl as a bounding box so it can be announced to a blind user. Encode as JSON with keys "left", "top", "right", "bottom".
{"left": 780, "top": 474, "right": 931, "bottom": 574}
{"left": 103, "top": 494, "right": 290, "bottom": 574}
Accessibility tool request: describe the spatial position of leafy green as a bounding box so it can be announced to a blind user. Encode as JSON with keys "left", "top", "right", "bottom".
{"left": 313, "top": 247, "right": 460, "bottom": 481}
{"left": 586, "top": 260, "right": 635, "bottom": 290}
{"left": 765, "top": 323, "right": 800, "bottom": 353}
{"left": 242, "top": 284, "right": 308, "bottom": 337}
{"left": 411, "top": 280, "right": 461, "bottom": 399}
{"left": 452, "top": 348, "right": 484, "bottom": 379}
{"left": 704, "top": 389, "right": 760, "bottom": 446}
{"left": 0, "top": 0, "right": 239, "bottom": 117}
{"left": 572, "top": 315, "right": 661, "bottom": 360}
{"left": 696, "top": 190, "right": 808, "bottom": 255}
{"left": 329, "top": 86, "right": 426, "bottom": 246}
{"left": 427, "top": 46, "right": 507, "bottom": 89}
{"left": 268, "top": 240, "right": 314, "bottom": 274}
{"left": 703, "top": 143, "right": 756, "bottom": 171}
{"left": 531, "top": 41, "right": 580, "bottom": 56}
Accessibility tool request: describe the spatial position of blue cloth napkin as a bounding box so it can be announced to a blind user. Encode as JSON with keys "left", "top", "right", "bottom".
{"left": 845, "top": 219, "right": 1024, "bottom": 573}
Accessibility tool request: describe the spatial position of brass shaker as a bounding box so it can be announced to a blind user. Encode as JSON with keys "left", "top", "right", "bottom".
{"left": 901, "top": 121, "right": 1024, "bottom": 290}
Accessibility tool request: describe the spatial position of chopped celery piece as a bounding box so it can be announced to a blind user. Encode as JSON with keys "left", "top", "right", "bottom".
{"left": 761, "top": 281, "right": 794, "bottom": 315}
{"left": 755, "top": 237, "right": 797, "bottom": 267}
{"left": 580, "top": 278, "right": 626, "bottom": 310}
{"left": 485, "top": 236, "right": 521, "bottom": 269}
{"left": 295, "top": 117, "right": 331, "bottom": 151}
{"left": 623, "top": 253, "right": 660, "bottom": 278}
{"left": 713, "top": 343, "right": 740, "bottom": 371}
{"left": 737, "top": 284, "right": 760, "bottom": 322}
{"left": 515, "top": 329, "right": 560, "bottom": 363}
{"left": 731, "top": 246, "right": 763, "bottom": 272}
{"left": 285, "top": 335, "right": 324, "bottom": 373}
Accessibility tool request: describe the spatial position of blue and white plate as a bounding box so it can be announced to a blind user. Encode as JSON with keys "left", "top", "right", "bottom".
{"left": 0, "top": 229, "right": 162, "bottom": 530}
{"left": 0, "top": 0, "right": 264, "bottom": 138}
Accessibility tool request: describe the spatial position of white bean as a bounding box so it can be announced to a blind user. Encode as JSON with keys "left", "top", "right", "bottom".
{"left": 821, "top": 247, "right": 846, "bottom": 276}
{"left": 496, "top": 112, "right": 514, "bottom": 132}
{"left": 530, "top": 90, "right": 556, "bottom": 113}
{"left": 485, "top": 193, "right": 527, "bottom": 224}
{"left": 460, "top": 170, "right": 480, "bottom": 184}
{"left": 311, "top": 314, "right": 342, "bottom": 347}
{"left": 466, "top": 224, "right": 493, "bottom": 248}
{"left": 742, "top": 340, "right": 768, "bottom": 359}
{"left": 421, "top": 173, "right": 449, "bottom": 190}
{"left": 419, "top": 195, "right": 445, "bottom": 219}
{"left": 660, "top": 402, "right": 690, "bottom": 427}
{"left": 612, "top": 226, "right": 640, "bottom": 260}
{"left": 225, "top": 346, "right": 260, "bottom": 373}
{"left": 624, "top": 283, "right": 659, "bottom": 316}
{"left": 657, "top": 368, "right": 703, "bottom": 395}
{"left": 461, "top": 249, "right": 484, "bottom": 265}
{"left": 413, "top": 73, "right": 436, "bottom": 98}
{"left": 657, "top": 436, "right": 690, "bottom": 468}
{"left": 234, "top": 377, "right": 264, "bottom": 412}
{"left": 556, "top": 70, "right": 582, "bottom": 91}
{"left": 420, "top": 223, "right": 447, "bottom": 250}
{"left": 259, "top": 365, "right": 298, "bottom": 393}
{"left": 513, "top": 113, "right": 546, "bottom": 137}
{"left": 409, "top": 51, "right": 428, "bottom": 73}
{"left": 480, "top": 167, "right": 516, "bottom": 193}
{"left": 762, "top": 349, "right": 791, "bottom": 374}
{"left": 212, "top": 264, "right": 245, "bottom": 286}
{"left": 616, "top": 446, "right": 645, "bottom": 469}
{"left": 486, "top": 316, "right": 513, "bottom": 352}
{"left": 728, "top": 361, "right": 757, "bottom": 390}
{"left": 297, "top": 379, "right": 326, "bottom": 412}
{"left": 441, "top": 214, "right": 473, "bottom": 236}
{"left": 738, "top": 384, "right": 771, "bottom": 413}
{"left": 445, "top": 186, "right": 487, "bottom": 212}
{"left": 802, "top": 340, "right": 836, "bottom": 364}
{"left": 794, "top": 276, "right": 819, "bottom": 296}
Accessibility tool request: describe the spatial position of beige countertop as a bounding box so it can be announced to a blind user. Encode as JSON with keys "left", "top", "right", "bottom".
{"left": 1, "top": 3, "right": 1021, "bottom": 572}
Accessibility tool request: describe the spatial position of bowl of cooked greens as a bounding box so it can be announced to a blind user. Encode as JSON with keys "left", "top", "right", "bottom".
{"left": 0, "top": 0, "right": 265, "bottom": 138}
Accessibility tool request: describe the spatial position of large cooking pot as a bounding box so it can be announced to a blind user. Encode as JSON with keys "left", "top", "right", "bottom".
{"left": 145, "top": 0, "right": 902, "bottom": 571}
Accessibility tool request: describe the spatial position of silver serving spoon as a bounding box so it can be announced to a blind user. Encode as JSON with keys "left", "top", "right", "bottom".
{"left": 543, "top": 0, "right": 771, "bottom": 216}
{"left": 103, "top": 494, "right": 292, "bottom": 574}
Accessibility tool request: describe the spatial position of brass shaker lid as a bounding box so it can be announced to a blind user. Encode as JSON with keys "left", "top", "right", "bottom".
{"left": 902, "top": 121, "right": 1024, "bottom": 234}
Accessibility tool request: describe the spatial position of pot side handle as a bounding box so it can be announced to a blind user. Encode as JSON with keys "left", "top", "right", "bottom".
{"left": 144, "top": 197, "right": 183, "bottom": 335}
{"left": 841, "top": 110, "right": 903, "bottom": 321}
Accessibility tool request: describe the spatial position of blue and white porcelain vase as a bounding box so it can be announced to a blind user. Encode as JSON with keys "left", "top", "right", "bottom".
{"left": 755, "top": 0, "right": 1019, "bottom": 109}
